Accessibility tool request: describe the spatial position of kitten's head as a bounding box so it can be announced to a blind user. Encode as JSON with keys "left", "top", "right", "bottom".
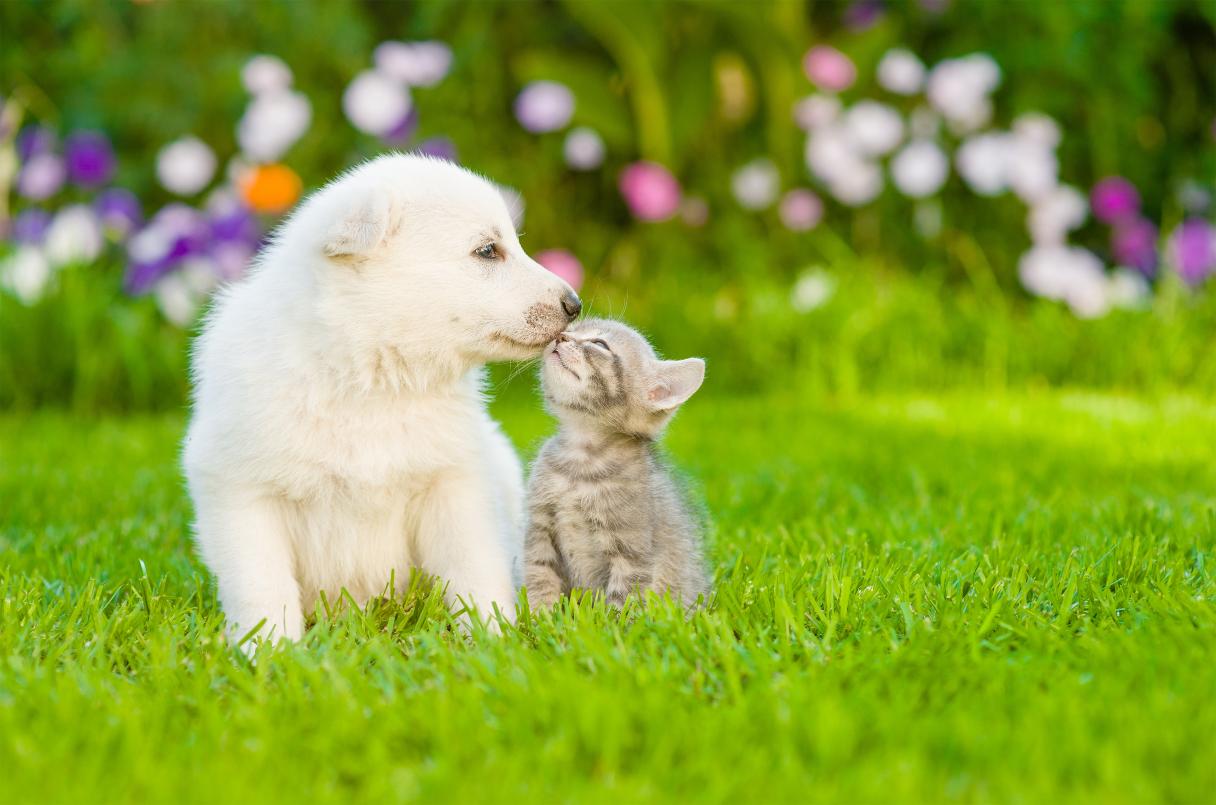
{"left": 540, "top": 318, "right": 705, "bottom": 438}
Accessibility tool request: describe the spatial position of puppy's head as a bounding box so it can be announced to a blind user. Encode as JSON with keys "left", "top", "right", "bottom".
{"left": 307, "top": 154, "right": 580, "bottom": 364}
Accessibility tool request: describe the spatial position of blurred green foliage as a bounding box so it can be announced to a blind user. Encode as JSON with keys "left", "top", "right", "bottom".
{"left": 2, "top": 0, "right": 1215, "bottom": 410}
{"left": 5, "top": 0, "right": 1213, "bottom": 272}
{"left": 4, "top": 252, "right": 1215, "bottom": 413}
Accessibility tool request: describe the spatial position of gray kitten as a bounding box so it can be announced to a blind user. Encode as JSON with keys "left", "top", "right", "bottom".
{"left": 524, "top": 318, "right": 709, "bottom": 610}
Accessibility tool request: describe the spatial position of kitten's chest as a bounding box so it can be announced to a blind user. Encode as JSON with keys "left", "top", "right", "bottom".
{"left": 544, "top": 462, "right": 652, "bottom": 583}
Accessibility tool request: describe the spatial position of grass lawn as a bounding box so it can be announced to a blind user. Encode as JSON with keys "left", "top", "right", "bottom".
{"left": 1, "top": 389, "right": 1214, "bottom": 803}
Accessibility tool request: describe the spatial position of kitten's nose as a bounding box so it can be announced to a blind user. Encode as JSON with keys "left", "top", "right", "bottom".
{"left": 560, "top": 291, "right": 582, "bottom": 321}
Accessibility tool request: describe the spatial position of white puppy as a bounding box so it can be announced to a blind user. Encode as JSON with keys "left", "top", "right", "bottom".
{"left": 183, "top": 154, "right": 580, "bottom": 648}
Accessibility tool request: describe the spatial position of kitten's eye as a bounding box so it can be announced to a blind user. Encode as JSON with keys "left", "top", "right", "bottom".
{"left": 589, "top": 339, "right": 611, "bottom": 351}
{"left": 474, "top": 243, "right": 498, "bottom": 260}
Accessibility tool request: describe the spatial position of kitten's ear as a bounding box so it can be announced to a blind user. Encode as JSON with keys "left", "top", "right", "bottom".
{"left": 647, "top": 358, "right": 705, "bottom": 411}
{"left": 322, "top": 188, "right": 398, "bottom": 258}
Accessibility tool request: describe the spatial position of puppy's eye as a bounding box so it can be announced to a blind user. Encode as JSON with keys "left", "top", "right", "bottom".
{"left": 474, "top": 243, "right": 498, "bottom": 260}
{"left": 589, "top": 339, "right": 611, "bottom": 351}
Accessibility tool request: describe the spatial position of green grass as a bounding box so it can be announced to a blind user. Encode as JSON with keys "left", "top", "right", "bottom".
{"left": 2, "top": 389, "right": 1215, "bottom": 804}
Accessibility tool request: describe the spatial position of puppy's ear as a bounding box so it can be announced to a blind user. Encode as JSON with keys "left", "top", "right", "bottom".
{"left": 322, "top": 188, "right": 398, "bottom": 258}
{"left": 647, "top": 358, "right": 705, "bottom": 411}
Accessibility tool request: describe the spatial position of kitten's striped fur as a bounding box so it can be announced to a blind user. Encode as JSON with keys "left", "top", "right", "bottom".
{"left": 525, "top": 318, "right": 708, "bottom": 609}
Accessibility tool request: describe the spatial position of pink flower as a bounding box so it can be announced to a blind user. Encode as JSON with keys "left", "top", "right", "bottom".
{"left": 779, "top": 189, "right": 823, "bottom": 231}
{"left": 619, "top": 162, "right": 681, "bottom": 222}
{"left": 1167, "top": 219, "right": 1216, "bottom": 285}
{"left": 1090, "top": 177, "right": 1140, "bottom": 224}
{"left": 803, "top": 46, "right": 856, "bottom": 92}
{"left": 536, "top": 249, "right": 584, "bottom": 291}
{"left": 1111, "top": 217, "right": 1157, "bottom": 275}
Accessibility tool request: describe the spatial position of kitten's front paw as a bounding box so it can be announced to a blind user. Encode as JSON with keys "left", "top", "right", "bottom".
{"left": 526, "top": 588, "right": 561, "bottom": 612}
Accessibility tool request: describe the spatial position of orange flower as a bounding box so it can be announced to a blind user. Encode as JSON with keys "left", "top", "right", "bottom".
{"left": 240, "top": 164, "right": 302, "bottom": 214}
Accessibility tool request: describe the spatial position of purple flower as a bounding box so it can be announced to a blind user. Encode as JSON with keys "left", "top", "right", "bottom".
{"left": 619, "top": 162, "right": 681, "bottom": 222}
{"left": 213, "top": 210, "right": 259, "bottom": 244}
{"left": 206, "top": 195, "right": 260, "bottom": 246}
{"left": 16, "top": 125, "right": 55, "bottom": 162}
{"left": 1090, "top": 177, "right": 1140, "bottom": 224}
{"left": 95, "top": 189, "right": 142, "bottom": 237}
{"left": 17, "top": 153, "right": 66, "bottom": 200}
{"left": 415, "top": 136, "right": 458, "bottom": 163}
{"left": 844, "top": 0, "right": 885, "bottom": 31}
{"left": 210, "top": 241, "right": 255, "bottom": 282}
{"left": 1167, "top": 219, "right": 1216, "bottom": 285}
{"left": 514, "top": 81, "right": 574, "bottom": 134}
{"left": 64, "top": 130, "right": 116, "bottom": 187}
{"left": 11, "top": 209, "right": 52, "bottom": 244}
{"left": 1111, "top": 217, "right": 1157, "bottom": 275}
{"left": 381, "top": 106, "right": 419, "bottom": 146}
{"left": 124, "top": 204, "right": 210, "bottom": 294}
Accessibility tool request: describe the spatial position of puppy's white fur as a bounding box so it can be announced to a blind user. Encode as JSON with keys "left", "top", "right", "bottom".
{"left": 183, "top": 154, "right": 577, "bottom": 647}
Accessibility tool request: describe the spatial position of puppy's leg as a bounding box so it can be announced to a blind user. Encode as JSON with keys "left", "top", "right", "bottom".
{"left": 195, "top": 493, "right": 303, "bottom": 652}
{"left": 414, "top": 469, "right": 516, "bottom": 630}
{"left": 481, "top": 420, "right": 526, "bottom": 586}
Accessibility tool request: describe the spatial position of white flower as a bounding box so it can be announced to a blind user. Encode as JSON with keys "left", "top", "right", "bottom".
{"left": 731, "top": 158, "right": 780, "bottom": 210}
{"left": 956, "top": 133, "right": 1010, "bottom": 196}
{"left": 563, "top": 127, "right": 605, "bottom": 170}
{"left": 16, "top": 153, "right": 65, "bottom": 200}
{"left": 242, "top": 55, "right": 292, "bottom": 95}
{"left": 343, "top": 71, "right": 411, "bottom": 137}
{"left": 1006, "top": 137, "right": 1059, "bottom": 204}
{"left": 374, "top": 41, "right": 453, "bottom": 87}
{"left": 829, "top": 160, "right": 883, "bottom": 206}
{"left": 44, "top": 205, "right": 103, "bottom": 267}
{"left": 927, "top": 54, "right": 1000, "bottom": 133}
{"left": 877, "top": 49, "right": 925, "bottom": 95}
{"left": 845, "top": 101, "right": 904, "bottom": 157}
{"left": 156, "top": 137, "right": 217, "bottom": 196}
{"left": 1018, "top": 245, "right": 1110, "bottom": 318}
{"left": 1013, "top": 112, "right": 1061, "bottom": 150}
{"left": 1027, "top": 184, "right": 1087, "bottom": 245}
{"left": 238, "top": 90, "right": 312, "bottom": 161}
{"left": 793, "top": 94, "right": 841, "bottom": 132}
{"left": 1, "top": 245, "right": 51, "bottom": 303}
{"left": 805, "top": 123, "right": 856, "bottom": 182}
{"left": 791, "top": 269, "right": 836, "bottom": 313}
{"left": 127, "top": 216, "right": 177, "bottom": 265}
{"left": 514, "top": 81, "right": 575, "bottom": 133}
{"left": 805, "top": 123, "right": 883, "bottom": 206}
{"left": 154, "top": 258, "right": 218, "bottom": 327}
{"left": 1108, "top": 267, "right": 1151, "bottom": 309}
{"left": 891, "top": 140, "right": 949, "bottom": 198}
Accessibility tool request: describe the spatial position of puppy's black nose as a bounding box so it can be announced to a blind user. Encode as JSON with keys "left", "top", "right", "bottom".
{"left": 561, "top": 291, "right": 582, "bottom": 321}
